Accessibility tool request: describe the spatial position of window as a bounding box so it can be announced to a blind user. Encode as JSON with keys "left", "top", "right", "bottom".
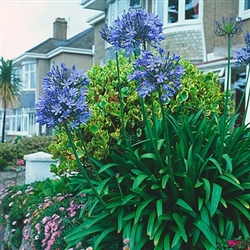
{"left": 108, "top": 0, "right": 129, "bottom": 26}
{"left": 130, "top": 0, "right": 141, "bottom": 8}
{"left": 239, "top": 0, "right": 250, "bottom": 20}
{"left": 153, "top": 0, "right": 201, "bottom": 26}
{"left": 22, "top": 62, "right": 36, "bottom": 89}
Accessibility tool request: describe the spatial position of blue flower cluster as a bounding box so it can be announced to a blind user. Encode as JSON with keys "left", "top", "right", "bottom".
{"left": 215, "top": 16, "right": 243, "bottom": 37}
{"left": 130, "top": 48, "right": 185, "bottom": 102}
{"left": 234, "top": 31, "right": 250, "bottom": 67}
{"left": 36, "top": 63, "right": 91, "bottom": 129}
{"left": 100, "top": 8, "right": 164, "bottom": 54}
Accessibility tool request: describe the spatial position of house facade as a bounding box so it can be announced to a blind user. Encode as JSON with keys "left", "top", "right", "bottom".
{"left": 0, "top": 18, "right": 94, "bottom": 140}
{"left": 81, "top": 0, "right": 250, "bottom": 126}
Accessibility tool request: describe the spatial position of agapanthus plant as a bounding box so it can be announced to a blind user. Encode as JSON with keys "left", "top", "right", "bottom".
{"left": 215, "top": 16, "right": 243, "bottom": 37}
{"left": 233, "top": 31, "right": 250, "bottom": 122}
{"left": 234, "top": 31, "right": 250, "bottom": 67}
{"left": 36, "top": 63, "right": 91, "bottom": 129}
{"left": 130, "top": 48, "right": 185, "bottom": 102}
{"left": 36, "top": 63, "right": 105, "bottom": 208}
{"left": 100, "top": 8, "right": 164, "bottom": 54}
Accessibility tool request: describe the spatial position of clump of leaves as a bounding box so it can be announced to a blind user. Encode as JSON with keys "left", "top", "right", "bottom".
{"left": 49, "top": 55, "right": 231, "bottom": 176}
{"left": 67, "top": 111, "right": 250, "bottom": 250}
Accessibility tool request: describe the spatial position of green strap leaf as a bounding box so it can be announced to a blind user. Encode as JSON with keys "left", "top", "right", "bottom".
{"left": 172, "top": 213, "right": 187, "bottom": 242}
{"left": 193, "top": 220, "right": 216, "bottom": 247}
{"left": 210, "top": 183, "right": 222, "bottom": 217}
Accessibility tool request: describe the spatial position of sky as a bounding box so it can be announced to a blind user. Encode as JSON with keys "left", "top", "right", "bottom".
{"left": 0, "top": 0, "right": 101, "bottom": 60}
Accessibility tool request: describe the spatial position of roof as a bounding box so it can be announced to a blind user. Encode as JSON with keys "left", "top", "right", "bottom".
{"left": 26, "top": 27, "right": 94, "bottom": 54}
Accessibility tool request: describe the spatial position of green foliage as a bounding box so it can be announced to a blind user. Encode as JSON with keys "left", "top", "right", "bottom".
{"left": 0, "top": 135, "right": 55, "bottom": 166}
{"left": 66, "top": 112, "right": 250, "bottom": 249}
{"left": 168, "top": 60, "right": 234, "bottom": 116}
{"left": 0, "top": 142, "right": 18, "bottom": 163}
{"left": 15, "top": 135, "right": 55, "bottom": 159}
{"left": 0, "top": 157, "right": 8, "bottom": 170}
{"left": 0, "top": 177, "right": 72, "bottom": 249}
{"left": 49, "top": 56, "right": 230, "bottom": 176}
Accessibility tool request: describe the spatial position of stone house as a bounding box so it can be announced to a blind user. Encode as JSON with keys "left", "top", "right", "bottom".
{"left": 81, "top": 0, "right": 250, "bottom": 125}
{"left": 0, "top": 18, "right": 94, "bottom": 140}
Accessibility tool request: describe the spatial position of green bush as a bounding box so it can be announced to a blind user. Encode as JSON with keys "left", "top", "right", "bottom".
{"left": 49, "top": 56, "right": 231, "bottom": 176}
{"left": 0, "top": 142, "right": 18, "bottom": 164}
{"left": 0, "top": 135, "right": 55, "bottom": 165}
{"left": 15, "top": 135, "right": 55, "bottom": 159}
{"left": 0, "top": 158, "right": 8, "bottom": 171}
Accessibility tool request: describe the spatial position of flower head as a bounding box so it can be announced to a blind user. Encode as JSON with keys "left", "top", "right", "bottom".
{"left": 100, "top": 8, "right": 164, "bottom": 54}
{"left": 36, "top": 63, "right": 91, "bottom": 129}
{"left": 244, "top": 31, "right": 250, "bottom": 46}
{"left": 234, "top": 31, "right": 250, "bottom": 66}
{"left": 130, "top": 48, "right": 185, "bottom": 102}
{"left": 215, "top": 16, "right": 243, "bottom": 37}
{"left": 228, "top": 239, "right": 241, "bottom": 247}
{"left": 233, "top": 46, "right": 250, "bottom": 66}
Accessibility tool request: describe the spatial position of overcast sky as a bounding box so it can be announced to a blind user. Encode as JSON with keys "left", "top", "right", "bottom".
{"left": 0, "top": 0, "right": 100, "bottom": 60}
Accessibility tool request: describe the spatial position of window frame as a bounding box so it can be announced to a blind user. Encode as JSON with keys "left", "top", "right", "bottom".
{"left": 239, "top": 0, "right": 250, "bottom": 20}
{"left": 22, "top": 61, "right": 36, "bottom": 90}
{"left": 153, "top": 0, "right": 203, "bottom": 27}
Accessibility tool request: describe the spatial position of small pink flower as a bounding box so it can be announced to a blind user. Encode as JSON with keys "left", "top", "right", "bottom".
{"left": 228, "top": 240, "right": 241, "bottom": 247}
{"left": 123, "top": 238, "right": 130, "bottom": 244}
{"left": 12, "top": 221, "right": 17, "bottom": 225}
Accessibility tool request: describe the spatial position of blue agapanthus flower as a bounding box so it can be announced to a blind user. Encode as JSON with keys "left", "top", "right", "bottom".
{"left": 234, "top": 47, "right": 250, "bottom": 66}
{"left": 234, "top": 32, "right": 250, "bottom": 66}
{"left": 215, "top": 16, "right": 243, "bottom": 37}
{"left": 100, "top": 8, "right": 164, "bottom": 54}
{"left": 36, "top": 63, "right": 91, "bottom": 129}
{"left": 244, "top": 31, "right": 250, "bottom": 46}
{"left": 130, "top": 48, "right": 185, "bottom": 102}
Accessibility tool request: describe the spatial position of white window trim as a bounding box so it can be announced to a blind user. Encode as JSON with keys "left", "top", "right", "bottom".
{"left": 239, "top": 0, "right": 250, "bottom": 20}
{"left": 153, "top": 0, "right": 203, "bottom": 28}
{"left": 21, "top": 60, "right": 36, "bottom": 91}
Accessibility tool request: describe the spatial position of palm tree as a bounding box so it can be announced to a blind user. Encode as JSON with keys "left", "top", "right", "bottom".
{"left": 0, "top": 57, "right": 22, "bottom": 143}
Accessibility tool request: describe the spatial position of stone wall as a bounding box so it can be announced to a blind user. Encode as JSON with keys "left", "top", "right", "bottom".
{"left": 162, "top": 29, "right": 204, "bottom": 62}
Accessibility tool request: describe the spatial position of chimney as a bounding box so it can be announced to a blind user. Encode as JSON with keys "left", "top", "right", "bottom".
{"left": 53, "top": 17, "right": 67, "bottom": 39}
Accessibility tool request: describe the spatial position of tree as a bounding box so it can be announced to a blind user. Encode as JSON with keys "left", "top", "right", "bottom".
{"left": 0, "top": 57, "right": 22, "bottom": 143}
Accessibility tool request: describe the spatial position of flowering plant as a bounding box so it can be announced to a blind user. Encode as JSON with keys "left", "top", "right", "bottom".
{"left": 36, "top": 9, "right": 250, "bottom": 250}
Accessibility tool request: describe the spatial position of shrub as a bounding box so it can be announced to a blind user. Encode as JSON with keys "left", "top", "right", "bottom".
{"left": 0, "top": 158, "right": 8, "bottom": 171}
{"left": 0, "top": 135, "right": 55, "bottom": 166}
{"left": 0, "top": 142, "right": 18, "bottom": 164}
{"left": 49, "top": 56, "right": 231, "bottom": 176}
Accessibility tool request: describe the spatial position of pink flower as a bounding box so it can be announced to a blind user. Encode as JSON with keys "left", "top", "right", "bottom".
{"left": 123, "top": 238, "right": 130, "bottom": 244}
{"left": 228, "top": 240, "right": 241, "bottom": 247}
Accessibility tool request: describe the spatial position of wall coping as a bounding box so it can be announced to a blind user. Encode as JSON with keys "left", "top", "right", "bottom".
{"left": 24, "top": 151, "right": 56, "bottom": 162}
